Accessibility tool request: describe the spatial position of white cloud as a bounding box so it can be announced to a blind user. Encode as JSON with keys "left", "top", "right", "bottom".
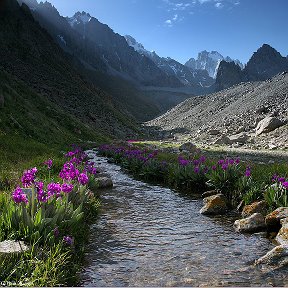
{"left": 198, "top": 0, "right": 212, "bottom": 4}
{"left": 165, "top": 19, "right": 172, "bottom": 24}
{"left": 215, "top": 2, "right": 224, "bottom": 8}
{"left": 173, "top": 14, "right": 178, "bottom": 20}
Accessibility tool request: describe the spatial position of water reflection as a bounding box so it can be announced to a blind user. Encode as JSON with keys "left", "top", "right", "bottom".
{"left": 81, "top": 154, "right": 288, "bottom": 287}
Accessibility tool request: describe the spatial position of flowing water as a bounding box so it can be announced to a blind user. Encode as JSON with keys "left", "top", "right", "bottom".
{"left": 81, "top": 153, "right": 288, "bottom": 287}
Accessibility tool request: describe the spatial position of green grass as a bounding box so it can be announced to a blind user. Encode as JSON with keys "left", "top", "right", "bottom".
{"left": 0, "top": 68, "right": 106, "bottom": 286}
{"left": 0, "top": 69, "right": 111, "bottom": 191}
{"left": 100, "top": 141, "right": 288, "bottom": 209}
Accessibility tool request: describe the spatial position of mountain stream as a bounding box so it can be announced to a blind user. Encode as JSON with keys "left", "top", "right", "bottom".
{"left": 81, "top": 153, "right": 287, "bottom": 287}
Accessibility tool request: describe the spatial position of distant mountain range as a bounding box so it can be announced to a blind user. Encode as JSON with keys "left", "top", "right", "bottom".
{"left": 125, "top": 35, "right": 214, "bottom": 90}
{"left": 185, "top": 51, "right": 243, "bottom": 78}
{"left": 17, "top": 0, "right": 288, "bottom": 97}
{"left": 3, "top": 0, "right": 288, "bottom": 135}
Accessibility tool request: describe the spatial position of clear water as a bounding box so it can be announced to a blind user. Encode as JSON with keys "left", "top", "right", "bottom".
{"left": 81, "top": 154, "right": 288, "bottom": 287}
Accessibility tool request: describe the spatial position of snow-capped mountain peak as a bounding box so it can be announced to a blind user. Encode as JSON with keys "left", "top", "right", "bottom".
{"left": 185, "top": 50, "right": 244, "bottom": 78}
{"left": 124, "top": 35, "right": 154, "bottom": 57}
{"left": 68, "top": 11, "right": 92, "bottom": 27}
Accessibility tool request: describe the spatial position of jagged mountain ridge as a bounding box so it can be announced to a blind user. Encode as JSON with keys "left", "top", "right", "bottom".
{"left": 66, "top": 11, "right": 182, "bottom": 87}
{"left": 125, "top": 35, "right": 214, "bottom": 92}
{"left": 185, "top": 50, "right": 243, "bottom": 78}
{"left": 1, "top": 0, "right": 139, "bottom": 138}
{"left": 215, "top": 44, "right": 288, "bottom": 91}
{"left": 18, "top": 1, "right": 182, "bottom": 88}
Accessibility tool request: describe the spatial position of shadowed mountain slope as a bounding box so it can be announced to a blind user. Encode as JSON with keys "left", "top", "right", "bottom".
{"left": 0, "top": 0, "right": 139, "bottom": 139}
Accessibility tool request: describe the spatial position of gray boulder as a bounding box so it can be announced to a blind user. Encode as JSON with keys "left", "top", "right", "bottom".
{"left": 214, "top": 135, "right": 231, "bottom": 145}
{"left": 275, "top": 218, "right": 288, "bottom": 245}
{"left": 234, "top": 213, "right": 266, "bottom": 233}
{"left": 265, "top": 207, "right": 288, "bottom": 230}
{"left": 0, "top": 240, "right": 30, "bottom": 259}
{"left": 229, "top": 132, "right": 249, "bottom": 144}
{"left": 241, "top": 200, "right": 268, "bottom": 218}
{"left": 255, "top": 116, "right": 283, "bottom": 136}
{"left": 179, "top": 142, "right": 197, "bottom": 153}
{"left": 96, "top": 177, "right": 113, "bottom": 189}
{"left": 200, "top": 194, "right": 227, "bottom": 215}
{"left": 255, "top": 244, "right": 288, "bottom": 269}
{"left": 201, "top": 190, "right": 219, "bottom": 198}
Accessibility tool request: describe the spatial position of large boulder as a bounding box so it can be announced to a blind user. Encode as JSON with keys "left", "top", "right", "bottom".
{"left": 241, "top": 200, "right": 268, "bottom": 218}
{"left": 200, "top": 194, "right": 227, "bottom": 215}
{"left": 96, "top": 177, "right": 113, "bottom": 189}
{"left": 234, "top": 213, "right": 266, "bottom": 233}
{"left": 179, "top": 142, "right": 197, "bottom": 153}
{"left": 228, "top": 132, "right": 249, "bottom": 144}
{"left": 255, "top": 116, "right": 283, "bottom": 136}
{"left": 0, "top": 240, "right": 30, "bottom": 259}
{"left": 265, "top": 207, "right": 288, "bottom": 231}
{"left": 275, "top": 218, "right": 288, "bottom": 245}
{"left": 255, "top": 244, "right": 288, "bottom": 269}
{"left": 214, "top": 135, "right": 231, "bottom": 145}
{"left": 201, "top": 190, "right": 219, "bottom": 198}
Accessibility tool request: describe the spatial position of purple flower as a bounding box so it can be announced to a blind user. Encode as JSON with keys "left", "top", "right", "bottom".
{"left": 193, "top": 159, "right": 200, "bottom": 166}
{"left": 61, "top": 183, "right": 74, "bottom": 194}
{"left": 178, "top": 157, "right": 190, "bottom": 166}
{"left": 85, "top": 162, "right": 97, "bottom": 175}
{"left": 218, "top": 159, "right": 225, "bottom": 165}
{"left": 282, "top": 182, "right": 288, "bottom": 189}
{"left": 63, "top": 236, "right": 73, "bottom": 245}
{"left": 35, "top": 181, "right": 49, "bottom": 203}
{"left": 78, "top": 173, "right": 89, "bottom": 186}
{"left": 199, "top": 155, "right": 206, "bottom": 163}
{"left": 65, "top": 151, "right": 75, "bottom": 158}
{"left": 12, "top": 186, "right": 28, "bottom": 204}
{"left": 59, "top": 162, "right": 79, "bottom": 181}
{"left": 278, "top": 177, "right": 285, "bottom": 183}
{"left": 47, "top": 182, "right": 62, "bottom": 197}
{"left": 54, "top": 227, "right": 59, "bottom": 238}
{"left": 222, "top": 164, "right": 228, "bottom": 171}
{"left": 245, "top": 167, "right": 251, "bottom": 177}
{"left": 272, "top": 174, "right": 279, "bottom": 182}
{"left": 44, "top": 159, "right": 53, "bottom": 170}
{"left": 21, "top": 167, "right": 37, "bottom": 187}
{"left": 229, "top": 159, "right": 235, "bottom": 165}
{"left": 194, "top": 166, "right": 200, "bottom": 174}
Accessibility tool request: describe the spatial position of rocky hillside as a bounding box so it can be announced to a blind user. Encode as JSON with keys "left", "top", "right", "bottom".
{"left": 0, "top": 0, "right": 139, "bottom": 140}
{"left": 147, "top": 72, "right": 288, "bottom": 150}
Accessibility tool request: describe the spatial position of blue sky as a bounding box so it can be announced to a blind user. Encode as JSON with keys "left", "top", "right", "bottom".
{"left": 37, "top": 0, "right": 288, "bottom": 64}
